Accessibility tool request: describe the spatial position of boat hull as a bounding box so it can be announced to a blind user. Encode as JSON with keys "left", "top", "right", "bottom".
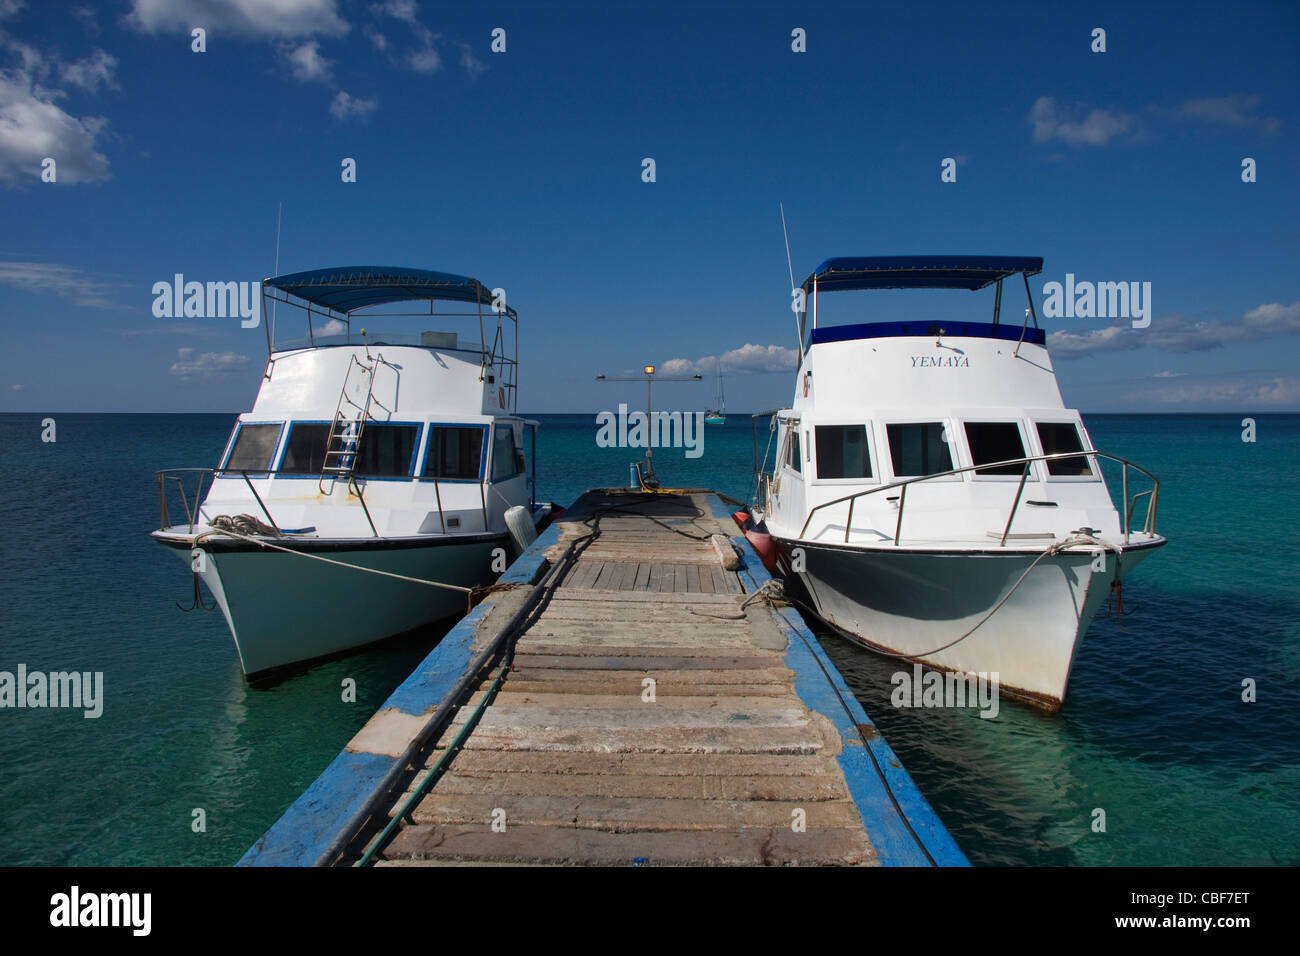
{"left": 774, "top": 537, "right": 1164, "bottom": 710}
{"left": 156, "top": 533, "right": 508, "bottom": 678}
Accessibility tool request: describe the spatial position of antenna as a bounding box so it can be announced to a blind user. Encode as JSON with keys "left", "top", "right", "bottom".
{"left": 780, "top": 202, "right": 795, "bottom": 290}
{"left": 271, "top": 201, "right": 282, "bottom": 342}
{"left": 781, "top": 202, "right": 804, "bottom": 363}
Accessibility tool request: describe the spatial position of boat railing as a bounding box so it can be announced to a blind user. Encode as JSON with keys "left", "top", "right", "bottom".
{"left": 797, "top": 450, "right": 1159, "bottom": 547}
{"left": 154, "top": 467, "right": 461, "bottom": 539}
{"left": 263, "top": 282, "right": 521, "bottom": 415}
{"left": 156, "top": 468, "right": 282, "bottom": 535}
{"left": 750, "top": 408, "right": 786, "bottom": 509}
{"left": 157, "top": 468, "right": 213, "bottom": 535}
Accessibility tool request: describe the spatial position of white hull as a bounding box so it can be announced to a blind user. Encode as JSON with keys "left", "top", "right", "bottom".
{"left": 777, "top": 537, "right": 1163, "bottom": 710}
{"left": 158, "top": 533, "right": 506, "bottom": 677}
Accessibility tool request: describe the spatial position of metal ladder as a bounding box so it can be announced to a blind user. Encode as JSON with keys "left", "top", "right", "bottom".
{"left": 320, "top": 355, "right": 379, "bottom": 493}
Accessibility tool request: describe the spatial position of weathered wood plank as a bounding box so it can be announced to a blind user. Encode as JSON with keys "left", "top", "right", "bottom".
{"left": 384, "top": 824, "right": 876, "bottom": 866}
{"left": 407, "top": 793, "right": 864, "bottom": 831}
{"left": 517, "top": 642, "right": 774, "bottom": 658}
{"left": 512, "top": 654, "right": 785, "bottom": 671}
{"left": 432, "top": 750, "right": 844, "bottom": 778}
{"left": 427, "top": 770, "right": 848, "bottom": 802}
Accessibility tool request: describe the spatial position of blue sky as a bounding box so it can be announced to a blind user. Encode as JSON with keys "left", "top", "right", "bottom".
{"left": 1, "top": 0, "right": 1297, "bottom": 413}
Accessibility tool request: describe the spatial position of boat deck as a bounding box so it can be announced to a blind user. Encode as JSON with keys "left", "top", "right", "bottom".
{"left": 239, "top": 489, "right": 966, "bottom": 867}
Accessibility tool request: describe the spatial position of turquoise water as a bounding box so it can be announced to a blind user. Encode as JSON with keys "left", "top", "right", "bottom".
{"left": 0, "top": 412, "right": 1296, "bottom": 865}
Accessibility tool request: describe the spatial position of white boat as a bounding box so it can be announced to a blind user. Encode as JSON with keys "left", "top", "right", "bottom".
{"left": 752, "top": 256, "right": 1165, "bottom": 711}
{"left": 153, "top": 266, "right": 554, "bottom": 679}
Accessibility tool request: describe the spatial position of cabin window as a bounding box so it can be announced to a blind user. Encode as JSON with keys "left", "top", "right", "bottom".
{"left": 279, "top": 422, "right": 419, "bottom": 476}
{"left": 815, "top": 425, "right": 873, "bottom": 479}
{"left": 1036, "top": 422, "right": 1093, "bottom": 476}
{"left": 423, "top": 425, "right": 485, "bottom": 481}
{"left": 353, "top": 424, "right": 420, "bottom": 477}
{"left": 224, "top": 423, "right": 281, "bottom": 472}
{"left": 964, "top": 422, "right": 1028, "bottom": 476}
{"left": 787, "top": 430, "right": 801, "bottom": 473}
{"left": 279, "top": 423, "right": 332, "bottom": 473}
{"left": 886, "top": 422, "right": 954, "bottom": 477}
{"left": 491, "top": 425, "right": 523, "bottom": 480}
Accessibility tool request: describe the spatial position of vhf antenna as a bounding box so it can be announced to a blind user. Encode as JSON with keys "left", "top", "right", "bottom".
{"left": 780, "top": 202, "right": 804, "bottom": 364}
{"left": 272, "top": 201, "right": 282, "bottom": 343}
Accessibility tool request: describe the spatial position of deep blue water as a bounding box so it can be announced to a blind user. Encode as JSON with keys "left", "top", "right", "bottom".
{"left": 0, "top": 412, "right": 1296, "bottom": 865}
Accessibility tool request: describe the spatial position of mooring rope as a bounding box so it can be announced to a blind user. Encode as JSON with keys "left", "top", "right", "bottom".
{"left": 859, "top": 532, "right": 1115, "bottom": 658}
{"left": 192, "top": 522, "right": 476, "bottom": 603}
{"left": 684, "top": 578, "right": 787, "bottom": 620}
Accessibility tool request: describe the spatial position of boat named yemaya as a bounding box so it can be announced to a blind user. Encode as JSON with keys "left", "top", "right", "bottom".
{"left": 750, "top": 256, "right": 1165, "bottom": 711}
{"left": 153, "top": 266, "right": 553, "bottom": 679}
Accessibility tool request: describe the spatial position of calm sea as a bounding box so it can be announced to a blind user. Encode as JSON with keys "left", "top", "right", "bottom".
{"left": 0, "top": 412, "right": 1296, "bottom": 865}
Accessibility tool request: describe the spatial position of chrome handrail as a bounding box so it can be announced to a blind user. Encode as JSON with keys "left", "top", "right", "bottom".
{"left": 158, "top": 462, "right": 477, "bottom": 539}
{"left": 156, "top": 468, "right": 280, "bottom": 535}
{"left": 156, "top": 467, "right": 213, "bottom": 534}
{"left": 796, "top": 449, "right": 1160, "bottom": 547}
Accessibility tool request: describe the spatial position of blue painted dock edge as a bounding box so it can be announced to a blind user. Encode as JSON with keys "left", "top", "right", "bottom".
{"left": 703, "top": 494, "right": 968, "bottom": 867}
{"left": 240, "top": 492, "right": 967, "bottom": 867}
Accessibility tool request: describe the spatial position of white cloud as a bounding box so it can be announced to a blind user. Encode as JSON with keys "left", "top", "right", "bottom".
{"left": 369, "top": 0, "right": 417, "bottom": 21}
{"left": 660, "top": 343, "right": 800, "bottom": 377}
{"left": 128, "top": 0, "right": 348, "bottom": 38}
{"left": 0, "top": 69, "right": 111, "bottom": 185}
{"left": 3, "top": 36, "right": 42, "bottom": 74}
{"left": 459, "top": 42, "right": 486, "bottom": 76}
{"left": 1048, "top": 325, "right": 1131, "bottom": 357}
{"left": 1049, "top": 302, "right": 1300, "bottom": 358}
{"left": 1142, "top": 374, "right": 1300, "bottom": 408}
{"left": 1241, "top": 301, "right": 1300, "bottom": 333}
{"left": 283, "top": 40, "right": 331, "bottom": 82}
{"left": 409, "top": 46, "right": 440, "bottom": 72}
{"left": 169, "top": 348, "right": 251, "bottom": 378}
{"left": 329, "top": 90, "right": 377, "bottom": 119}
{"left": 11, "top": 383, "right": 23, "bottom": 390}
{"left": 70, "top": 5, "right": 98, "bottom": 34}
{"left": 0, "top": 261, "right": 119, "bottom": 306}
{"left": 59, "top": 48, "right": 117, "bottom": 92}
{"left": 369, "top": 0, "right": 440, "bottom": 73}
{"left": 1030, "top": 96, "right": 1134, "bottom": 146}
{"left": 0, "top": 1, "right": 24, "bottom": 20}
{"left": 1175, "top": 94, "right": 1280, "bottom": 134}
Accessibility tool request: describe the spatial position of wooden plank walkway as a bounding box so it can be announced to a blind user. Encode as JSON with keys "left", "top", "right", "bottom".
{"left": 375, "top": 491, "right": 877, "bottom": 866}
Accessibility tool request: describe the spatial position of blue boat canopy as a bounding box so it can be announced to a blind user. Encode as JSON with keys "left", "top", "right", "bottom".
{"left": 802, "top": 256, "right": 1043, "bottom": 293}
{"left": 263, "top": 266, "right": 515, "bottom": 318}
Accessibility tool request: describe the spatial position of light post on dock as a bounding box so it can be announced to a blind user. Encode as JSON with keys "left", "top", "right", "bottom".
{"left": 596, "top": 364, "right": 702, "bottom": 489}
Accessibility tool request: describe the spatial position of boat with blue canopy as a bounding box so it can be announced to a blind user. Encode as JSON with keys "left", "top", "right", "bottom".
{"left": 152, "top": 265, "right": 554, "bottom": 679}
{"left": 751, "top": 254, "right": 1165, "bottom": 710}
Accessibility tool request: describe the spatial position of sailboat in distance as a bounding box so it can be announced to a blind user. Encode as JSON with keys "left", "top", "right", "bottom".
{"left": 705, "top": 357, "right": 726, "bottom": 425}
